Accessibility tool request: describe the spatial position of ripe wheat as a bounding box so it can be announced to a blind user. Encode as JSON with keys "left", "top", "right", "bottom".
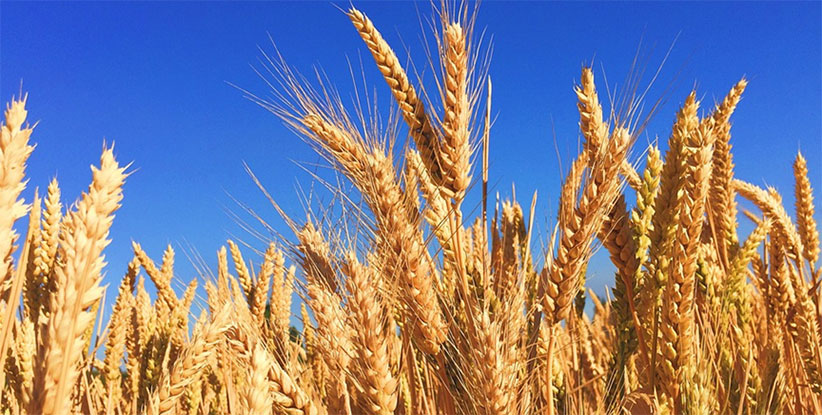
{"left": 1, "top": 3, "right": 820, "bottom": 415}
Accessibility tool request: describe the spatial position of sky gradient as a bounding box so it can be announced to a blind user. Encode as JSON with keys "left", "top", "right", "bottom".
{"left": 2, "top": 1, "right": 820, "bottom": 312}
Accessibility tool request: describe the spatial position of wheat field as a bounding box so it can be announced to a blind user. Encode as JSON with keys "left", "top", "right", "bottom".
{"left": 1, "top": 4, "right": 820, "bottom": 415}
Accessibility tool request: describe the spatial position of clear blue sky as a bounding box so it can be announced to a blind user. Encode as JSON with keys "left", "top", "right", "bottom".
{"left": 2, "top": 1, "right": 820, "bottom": 310}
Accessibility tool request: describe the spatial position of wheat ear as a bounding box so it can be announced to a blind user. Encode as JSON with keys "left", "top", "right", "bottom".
{"left": 440, "top": 22, "right": 472, "bottom": 202}
{"left": 227, "top": 240, "right": 254, "bottom": 303}
{"left": 103, "top": 258, "right": 139, "bottom": 410}
{"left": 307, "top": 280, "right": 353, "bottom": 413}
{"left": 301, "top": 114, "right": 446, "bottom": 354}
{"left": 0, "top": 96, "right": 35, "bottom": 395}
{"left": 31, "top": 146, "right": 126, "bottom": 415}
{"left": 252, "top": 242, "right": 279, "bottom": 325}
{"left": 297, "top": 221, "right": 338, "bottom": 293}
{"left": 156, "top": 306, "right": 231, "bottom": 415}
{"left": 343, "top": 252, "right": 399, "bottom": 415}
{"left": 640, "top": 93, "right": 699, "bottom": 383}
{"left": 27, "top": 178, "right": 62, "bottom": 324}
{"left": 793, "top": 151, "right": 820, "bottom": 268}
{"left": 656, "top": 116, "right": 713, "bottom": 411}
{"left": 0, "top": 95, "right": 34, "bottom": 290}
{"left": 347, "top": 7, "right": 443, "bottom": 183}
{"left": 734, "top": 179, "right": 804, "bottom": 263}
{"left": 239, "top": 339, "right": 274, "bottom": 415}
{"left": 707, "top": 79, "right": 747, "bottom": 257}
{"left": 133, "top": 242, "right": 179, "bottom": 312}
{"left": 576, "top": 67, "right": 640, "bottom": 190}
{"left": 543, "top": 127, "right": 630, "bottom": 324}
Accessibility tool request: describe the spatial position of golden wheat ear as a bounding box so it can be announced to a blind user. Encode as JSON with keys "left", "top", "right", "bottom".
{"left": 793, "top": 151, "right": 820, "bottom": 269}
{"left": 31, "top": 145, "right": 127, "bottom": 415}
{"left": 0, "top": 95, "right": 36, "bottom": 393}
{"left": 347, "top": 7, "right": 443, "bottom": 184}
{"left": 342, "top": 252, "right": 399, "bottom": 415}
{"left": 440, "top": 22, "right": 472, "bottom": 203}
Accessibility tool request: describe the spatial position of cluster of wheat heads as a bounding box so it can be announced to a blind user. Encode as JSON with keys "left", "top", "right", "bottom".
{"left": 2, "top": 5, "right": 821, "bottom": 415}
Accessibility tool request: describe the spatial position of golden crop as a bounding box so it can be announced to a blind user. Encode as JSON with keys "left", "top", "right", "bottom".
{"left": 1, "top": 4, "right": 819, "bottom": 415}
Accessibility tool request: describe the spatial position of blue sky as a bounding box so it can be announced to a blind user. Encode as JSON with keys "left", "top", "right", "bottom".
{"left": 2, "top": 1, "right": 820, "bottom": 311}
